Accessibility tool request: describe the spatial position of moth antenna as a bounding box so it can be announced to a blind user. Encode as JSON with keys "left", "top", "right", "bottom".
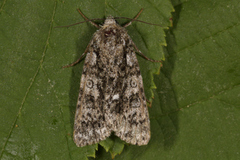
{"left": 77, "top": 8, "right": 101, "bottom": 28}
{"left": 54, "top": 18, "right": 104, "bottom": 28}
{"left": 115, "top": 17, "right": 163, "bottom": 27}
{"left": 115, "top": 8, "right": 163, "bottom": 28}
{"left": 123, "top": 8, "right": 144, "bottom": 27}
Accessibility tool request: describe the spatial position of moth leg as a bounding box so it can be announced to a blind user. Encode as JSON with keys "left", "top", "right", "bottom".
{"left": 77, "top": 8, "right": 100, "bottom": 28}
{"left": 123, "top": 8, "right": 143, "bottom": 28}
{"left": 146, "top": 99, "right": 153, "bottom": 108}
{"left": 132, "top": 41, "right": 162, "bottom": 63}
{"left": 62, "top": 43, "right": 91, "bottom": 68}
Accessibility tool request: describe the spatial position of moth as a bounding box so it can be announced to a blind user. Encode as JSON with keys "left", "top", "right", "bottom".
{"left": 61, "top": 9, "right": 161, "bottom": 147}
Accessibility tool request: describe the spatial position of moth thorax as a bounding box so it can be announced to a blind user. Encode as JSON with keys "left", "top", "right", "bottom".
{"left": 104, "top": 16, "right": 116, "bottom": 25}
{"left": 104, "top": 28, "right": 117, "bottom": 37}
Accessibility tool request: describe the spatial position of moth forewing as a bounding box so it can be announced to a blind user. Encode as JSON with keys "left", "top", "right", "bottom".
{"left": 62, "top": 9, "right": 161, "bottom": 147}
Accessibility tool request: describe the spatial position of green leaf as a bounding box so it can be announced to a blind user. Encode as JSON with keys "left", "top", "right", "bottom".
{"left": 3, "top": 0, "right": 240, "bottom": 159}
{"left": 0, "top": 0, "right": 171, "bottom": 159}
{"left": 92, "top": 0, "right": 240, "bottom": 160}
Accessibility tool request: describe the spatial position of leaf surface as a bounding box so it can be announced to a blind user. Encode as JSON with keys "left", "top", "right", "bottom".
{"left": 0, "top": 0, "right": 171, "bottom": 159}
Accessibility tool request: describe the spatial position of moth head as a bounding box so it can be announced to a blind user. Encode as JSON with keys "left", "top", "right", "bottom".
{"left": 104, "top": 16, "right": 117, "bottom": 25}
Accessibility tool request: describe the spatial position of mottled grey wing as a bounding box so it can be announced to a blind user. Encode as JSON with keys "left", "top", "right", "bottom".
{"left": 114, "top": 44, "right": 151, "bottom": 145}
{"left": 73, "top": 50, "right": 111, "bottom": 147}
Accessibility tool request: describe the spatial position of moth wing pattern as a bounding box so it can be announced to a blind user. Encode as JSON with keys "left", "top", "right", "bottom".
{"left": 114, "top": 38, "right": 150, "bottom": 145}
{"left": 72, "top": 12, "right": 154, "bottom": 147}
{"left": 73, "top": 41, "right": 111, "bottom": 147}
